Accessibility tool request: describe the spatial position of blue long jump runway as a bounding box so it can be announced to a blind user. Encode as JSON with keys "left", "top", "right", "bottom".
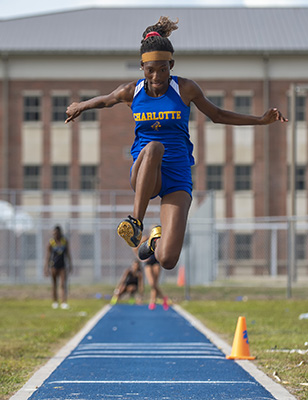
{"left": 26, "top": 304, "right": 280, "bottom": 400}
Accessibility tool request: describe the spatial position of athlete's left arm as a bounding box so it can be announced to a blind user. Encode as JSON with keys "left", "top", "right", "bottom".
{"left": 179, "top": 77, "right": 288, "bottom": 125}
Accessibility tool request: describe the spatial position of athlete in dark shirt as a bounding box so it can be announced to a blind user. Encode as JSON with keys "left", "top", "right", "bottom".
{"left": 110, "top": 259, "right": 144, "bottom": 305}
{"left": 44, "top": 225, "right": 73, "bottom": 309}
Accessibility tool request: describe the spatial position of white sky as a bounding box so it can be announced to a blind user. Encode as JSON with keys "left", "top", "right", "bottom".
{"left": 1, "top": 0, "right": 308, "bottom": 19}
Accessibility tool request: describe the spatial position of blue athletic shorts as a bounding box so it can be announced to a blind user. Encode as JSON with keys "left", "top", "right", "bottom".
{"left": 130, "top": 163, "right": 193, "bottom": 199}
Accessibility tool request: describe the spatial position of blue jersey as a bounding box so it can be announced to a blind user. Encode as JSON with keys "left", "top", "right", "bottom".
{"left": 49, "top": 237, "right": 67, "bottom": 269}
{"left": 130, "top": 76, "right": 195, "bottom": 167}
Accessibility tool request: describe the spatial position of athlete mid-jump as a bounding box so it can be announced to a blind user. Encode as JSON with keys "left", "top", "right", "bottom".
{"left": 65, "top": 16, "right": 287, "bottom": 271}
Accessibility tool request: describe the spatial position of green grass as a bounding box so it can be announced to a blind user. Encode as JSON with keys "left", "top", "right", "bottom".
{"left": 1, "top": 284, "right": 308, "bottom": 399}
{"left": 182, "top": 298, "right": 308, "bottom": 400}
{"left": 0, "top": 296, "right": 106, "bottom": 399}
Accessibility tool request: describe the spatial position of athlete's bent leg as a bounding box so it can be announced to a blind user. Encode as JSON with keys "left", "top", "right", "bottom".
{"left": 155, "top": 191, "right": 191, "bottom": 270}
{"left": 130, "top": 141, "right": 164, "bottom": 221}
{"left": 117, "top": 141, "right": 164, "bottom": 247}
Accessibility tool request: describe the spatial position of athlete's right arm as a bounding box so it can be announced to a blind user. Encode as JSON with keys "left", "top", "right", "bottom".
{"left": 65, "top": 81, "right": 136, "bottom": 124}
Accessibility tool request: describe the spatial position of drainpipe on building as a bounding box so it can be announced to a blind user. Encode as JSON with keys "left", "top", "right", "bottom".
{"left": 263, "top": 54, "right": 270, "bottom": 218}
{"left": 263, "top": 55, "right": 272, "bottom": 276}
{"left": 288, "top": 82, "right": 297, "bottom": 298}
{"left": 1, "top": 53, "right": 9, "bottom": 190}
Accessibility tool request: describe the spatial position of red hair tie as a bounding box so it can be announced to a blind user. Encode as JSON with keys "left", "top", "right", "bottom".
{"left": 145, "top": 31, "right": 161, "bottom": 40}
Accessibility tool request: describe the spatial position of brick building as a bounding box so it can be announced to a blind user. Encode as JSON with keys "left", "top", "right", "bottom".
{"left": 0, "top": 7, "right": 307, "bottom": 220}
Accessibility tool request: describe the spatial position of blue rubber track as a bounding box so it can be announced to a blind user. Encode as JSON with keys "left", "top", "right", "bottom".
{"left": 28, "top": 304, "right": 275, "bottom": 400}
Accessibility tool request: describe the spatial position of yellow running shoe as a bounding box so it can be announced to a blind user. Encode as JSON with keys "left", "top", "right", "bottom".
{"left": 117, "top": 215, "right": 143, "bottom": 247}
{"left": 138, "top": 225, "right": 161, "bottom": 260}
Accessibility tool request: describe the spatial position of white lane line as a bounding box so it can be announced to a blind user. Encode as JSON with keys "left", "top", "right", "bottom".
{"left": 173, "top": 305, "right": 298, "bottom": 400}
{"left": 68, "top": 354, "right": 226, "bottom": 359}
{"left": 48, "top": 380, "right": 257, "bottom": 385}
{"left": 72, "top": 350, "right": 222, "bottom": 355}
{"left": 9, "top": 305, "right": 112, "bottom": 400}
{"left": 77, "top": 342, "right": 215, "bottom": 347}
{"left": 77, "top": 347, "right": 216, "bottom": 350}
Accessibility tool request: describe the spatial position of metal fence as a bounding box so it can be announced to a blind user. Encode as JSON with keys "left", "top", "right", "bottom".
{"left": 0, "top": 190, "right": 307, "bottom": 288}
{"left": 0, "top": 189, "right": 213, "bottom": 285}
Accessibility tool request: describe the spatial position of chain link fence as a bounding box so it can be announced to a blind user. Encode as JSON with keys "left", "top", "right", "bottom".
{"left": 0, "top": 190, "right": 307, "bottom": 288}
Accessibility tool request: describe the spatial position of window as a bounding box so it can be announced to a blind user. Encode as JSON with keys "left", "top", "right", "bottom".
{"left": 189, "top": 103, "right": 196, "bottom": 122}
{"left": 234, "top": 95, "right": 252, "bottom": 115}
{"left": 123, "top": 146, "right": 132, "bottom": 161}
{"left": 235, "top": 165, "right": 252, "bottom": 191}
{"left": 288, "top": 96, "right": 306, "bottom": 122}
{"left": 80, "top": 234, "right": 94, "bottom": 260}
{"left": 52, "top": 165, "right": 69, "bottom": 190}
{"left": 206, "top": 95, "right": 224, "bottom": 121}
{"left": 296, "top": 165, "right": 306, "bottom": 190}
{"left": 235, "top": 234, "right": 252, "bottom": 259}
{"left": 218, "top": 232, "right": 228, "bottom": 260}
{"left": 207, "top": 165, "right": 223, "bottom": 190}
{"left": 295, "top": 96, "right": 306, "bottom": 122}
{"left": 288, "top": 165, "right": 306, "bottom": 191}
{"left": 80, "top": 96, "right": 97, "bottom": 122}
{"left": 80, "top": 165, "right": 98, "bottom": 190}
{"left": 52, "top": 96, "right": 69, "bottom": 122}
{"left": 22, "top": 234, "right": 36, "bottom": 260}
{"left": 208, "top": 95, "right": 224, "bottom": 108}
{"left": 24, "top": 96, "right": 41, "bottom": 121}
{"left": 191, "top": 165, "right": 196, "bottom": 188}
{"left": 296, "top": 234, "right": 306, "bottom": 260}
{"left": 23, "top": 166, "right": 41, "bottom": 190}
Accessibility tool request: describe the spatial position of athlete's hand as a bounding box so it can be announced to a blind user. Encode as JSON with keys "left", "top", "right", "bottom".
{"left": 65, "top": 102, "right": 82, "bottom": 124}
{"left": 261, "top": 108, "right": 288, "bottom": 125}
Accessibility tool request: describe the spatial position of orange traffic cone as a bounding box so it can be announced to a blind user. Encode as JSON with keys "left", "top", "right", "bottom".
{"left": 177, "top": 265, "right": 185, "bottom": 287}
{"left": 226, "top": 316, "right": 256, "bottom": 360}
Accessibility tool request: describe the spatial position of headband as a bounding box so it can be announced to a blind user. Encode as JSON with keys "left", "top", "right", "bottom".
{"left": 145, "top": 31, "right": 161, "bottom": 40}
{"left": 141, "top": 51, "right": 173, "bottom": 63}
